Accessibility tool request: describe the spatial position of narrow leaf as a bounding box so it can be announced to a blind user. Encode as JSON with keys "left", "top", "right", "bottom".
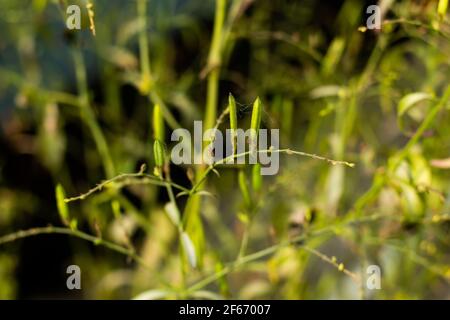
{"left": 397, "top": 92, "right": 433, "bottom": 130}
{"left": 397, "top": 92, "right": 433, "bottom": 117}
{"left": 164, "top": 202, "right": 181, "bottom": 227}
{"left": 55, "top": 184, "right": 69, "bottom": 226}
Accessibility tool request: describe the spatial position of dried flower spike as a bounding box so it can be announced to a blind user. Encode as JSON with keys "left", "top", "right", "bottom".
{"left": 86, "top": 1, "right": 96, "bottom": 36}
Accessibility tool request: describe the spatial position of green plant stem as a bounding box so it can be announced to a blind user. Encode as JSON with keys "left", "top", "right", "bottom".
{"left": 0, "top": 68, "right": 81, "bottom": 107}
{"left": 204, "top": 0, "right": 226, "bottom": 129}
{"left": 136, "top": 0, "right": 181, "bottom": 130}
{"left": 138, "top": 0, "right": 151, "bottom": 81}
{"left": 302, "top": 246, "right": 360, "bottom": 284}
{"left": 186, "top": 213, "right": 392, "bottom": 293}
{"left": 64, "top": 167, "right": 189, "bottom": 203}
{"left": 382, "top": 19, "right": 450, "bottom": 41}
{"left": 162, "top": 169, "right": 187, "bottom": 291}
{"left": 181, "top": 0, "right": 227, "bottom": 267}
{"left": 0, "top": 226, "right": 139, "bottom": 265}
{"left": 237, "top": 222, "right": 250, "bottom": 259}
{"left": 73, "top": 48, "right": 115, "bottom": 178}
{"left": 150, "top": 91, "right": 181, "bottom": 129}
{"left": 0, "top": 225, "right": 173, "bottom": 287}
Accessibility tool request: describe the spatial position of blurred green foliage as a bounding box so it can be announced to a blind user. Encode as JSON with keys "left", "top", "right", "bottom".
{"left": 0, "top": 0, "right": 450, "bottom": 299}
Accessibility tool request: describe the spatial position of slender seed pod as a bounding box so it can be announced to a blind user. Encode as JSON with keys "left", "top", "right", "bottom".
{"left": 86, "top": 1, "right": 96, "bottom": 36}
{"left": 248, "top": 97, "right": 262, "bottom": 162}
{"left": 153, "top": 139, "right": 165, "bottom": 168}
{"left": 252, "top": 163, "right": 262, "bottom": 193}
{"left": 229, "top": 93, "right": 237, "bottom": 154}
{"left": 153, "top": 104, "right": 165, "bottom": 142}
{"left": 250, "top": 97, "right": 262, "bottom": 150}
{"left": 55, "top": 184, "right": 69, "bottom": 226}
{"left": 250, "top": 97, "right": 262, "bottom": 133}
{"left": 229, "top": 93, "right": 237, "bottom": 131}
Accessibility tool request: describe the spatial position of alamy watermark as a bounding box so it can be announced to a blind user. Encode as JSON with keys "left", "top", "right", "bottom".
{"left": 66, "top": 264, "right": 81, "bottom": 290}
{"left": 66, "top": 5, "right": 81, "bottom": 31}
{"left": 366, "top": 265, "right": 381, "bottom": 290}
{"left": 169, "top": 122, "right": 280, "bottom": 175}
{"left": 66, "top": 3, "right": 96, "bottom": 36}
{"left": 366, "top": 5, "right": 381, "bottom": 30}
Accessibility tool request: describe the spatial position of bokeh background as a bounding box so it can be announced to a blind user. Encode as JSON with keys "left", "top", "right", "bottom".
{"left": 0, "top": 0, "right": 450, "bottom": 299}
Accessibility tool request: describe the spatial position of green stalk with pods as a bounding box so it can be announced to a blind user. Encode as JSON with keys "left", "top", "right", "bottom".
{"left": 236, "top": 97, "right": 263, "bottom": 259}
{"left": 152, "top": 102, "right": 195, "bottom": 286}
{"left": 182, "top": 0, "right": 227, "bottom": 269}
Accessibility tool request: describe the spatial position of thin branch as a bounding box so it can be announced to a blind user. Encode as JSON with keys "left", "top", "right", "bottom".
{"left": 186, "top": 213, "right": 391, "bottom": 293}
{"left": 0, "top": 225, "right": 175, "bottom": 287}
{"left": 64, "top": 166, "right": 190, "bottom": 203}
{"left": 0, "top": 226, "right": 138, "bottom": 264}
{"left": 382, "top": 19, "right": 450, "bottom": 42}
{"left": 190, "top": 148, "right": 355, "bottom": 195}
{"left": 302, "top": 246, "right": 361, "bottom": 284}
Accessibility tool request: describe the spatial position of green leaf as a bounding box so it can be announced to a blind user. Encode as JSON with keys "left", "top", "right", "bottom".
{"left": 438, "top": 0, "right": 448, "bottom": 18}
{"left": 397, "top": 92, "right": 433, "bottom": 130}
{"left": 164, "top": 202, "right": 181, "bottom": 227}
{"left": 181, "top": 232, "right": 197, "bottom": 268}
{"left": 400, "top": 184, "right": 424, "bottom": 223}
{"left": 321, "top": 37, "right": 345, "bottom": 76}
